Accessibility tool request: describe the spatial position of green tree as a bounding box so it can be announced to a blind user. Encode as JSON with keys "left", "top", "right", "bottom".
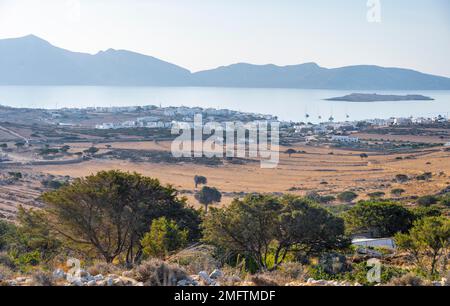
{"left": 194, "top": 175, "right": 207, "bottom": 189}
{"left": 344, "top": 201, "right": 414, "bottom": 237}
{"left": 38, "top": 170, "right": 200, "bottom": 264}
{"left": 285, "top": 149, "right": 297, "bottom": 158}
{"left": 203, "top": 195, "right": 348, "bottom": 271}
{"left": 395, "top": 217, "right": 450, "bottom": 277}
{"left": 195, "top": 186, "right": 222, "bottom": 213}
{"left": 0, "top": 220, "right": 16, "bottom": 250}
{"left": 141, "top": 217, "right": 188, "bottom": 259}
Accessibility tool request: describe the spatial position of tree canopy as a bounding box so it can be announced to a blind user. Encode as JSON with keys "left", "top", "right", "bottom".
{"left": 203, "top": 195, "right": 349, "bottom": 271}
{"left": 37, "top": 170, "right": 200, "bottom": 264}
{"left": 344, "top": 201, "right": 414, "bottom": 237}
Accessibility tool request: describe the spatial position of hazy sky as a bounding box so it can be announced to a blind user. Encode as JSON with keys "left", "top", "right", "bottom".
{"left": 0, "top": 0, "right": 449, "bottom": 76}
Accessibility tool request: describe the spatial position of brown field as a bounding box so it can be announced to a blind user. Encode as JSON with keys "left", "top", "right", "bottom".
{"left": 32, "top": 141, "right": 450, "bottom": 208}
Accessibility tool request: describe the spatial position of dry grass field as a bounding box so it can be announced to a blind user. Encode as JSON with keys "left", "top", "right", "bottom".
{"left": 32, "top": 141, "right": 450, "bottom": 207}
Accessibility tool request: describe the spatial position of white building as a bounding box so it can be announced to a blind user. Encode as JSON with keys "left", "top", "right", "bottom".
{"left": 352, "top": 238, "right": 396, "bottom": 250}
{"left": 331, "top": 135, "right": 360, "bottom": 143}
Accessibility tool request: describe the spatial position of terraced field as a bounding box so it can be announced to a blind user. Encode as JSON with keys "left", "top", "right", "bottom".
{"left": 0, "top": 183, "right": 44, "bottom": 221}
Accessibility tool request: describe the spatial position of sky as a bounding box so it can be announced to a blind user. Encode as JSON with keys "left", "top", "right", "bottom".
{"left": 0, "top": 0, "right": 449, "bottom": 76}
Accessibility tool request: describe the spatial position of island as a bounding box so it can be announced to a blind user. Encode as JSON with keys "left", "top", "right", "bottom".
{"left": 325, "top": 93, "right": 434, "bottom": 102}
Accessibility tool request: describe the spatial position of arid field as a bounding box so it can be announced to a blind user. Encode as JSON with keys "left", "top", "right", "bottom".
{"left": 29, "top": 141, "right": 450, "bottom": 208}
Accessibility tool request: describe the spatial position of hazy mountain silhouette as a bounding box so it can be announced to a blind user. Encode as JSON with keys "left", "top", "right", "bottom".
{"left": 1, "top": 35, "right": 450, "bottom": 89}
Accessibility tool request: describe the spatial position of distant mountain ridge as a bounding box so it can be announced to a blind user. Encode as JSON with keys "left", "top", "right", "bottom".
{"left": 1, "top": 35, "right": 450, "bottom": 90}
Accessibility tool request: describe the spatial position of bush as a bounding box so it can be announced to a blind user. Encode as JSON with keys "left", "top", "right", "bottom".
{"left": 31, "top": 270, "right": 55, "bottom": 286}
{"left": 440, "top": 195, "right": 450, "bottom": 207}
{"left": 132, "top": 259, "right": 188, "bottom": 286}
{"left": 417, "top": 195, "right": 438, "bottom": 207}
{"left": 391, "top": 189, "right": 406, "bottom": 197}
{"left": 337, "top": 191, "right": 358, "bottom": 203}
{"left": 87, "top": 262, "right": 122, "bottom": 277}
{"left": 141, "top": 217, "right": 189, "bottom": 259}
{"left": 367, "top": 192, "right": 385, "bottom": 199}
{"left": 0, "top": 221, "right": 16, "bottom": 251}
{"left": 0, "top": 264, "right": 14, "bottom": 281}
{"left": 395, "top": 174, "right": 409, "bottom": 183}
{"left": 388, "top": 273, "right": 425, "bottom": 286}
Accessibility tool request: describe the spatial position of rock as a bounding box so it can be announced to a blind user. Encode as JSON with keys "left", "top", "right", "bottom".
{"left": 113, "top": 278, "right": 124, "bottom": 286}
{"left": 87, "top": 280, "right": 96, "bottom": 286}
{"left": 198, "top": 271, "right": 214, "bottom": 285}
{"left": 16, "top": 277, "right": 27, "bottom": 282}
{"left": 177, "top": 277, "right": 199, "bottom": 287}
{"left": 71, "top": 278, "right": 84, "bottom": 286}
{"left": 118, "top": 277, "right": 138, "bottom": 286}
{"left": 94, "top": 274, "right": 104, "bottom": 281}
{"left": 105, "top": 277, "right": 114, "bottom": 286}
{"left": 177, "top": 279, "right": 189, "bottom": 286}
{"left": 53, "top": 269, "right": 66, "bottom": 280}
{"left": 306, "top": 278, "right": 315, "bottom": 284}
{"left": 121, "top": 270, "right": 134, "bottom": 278}
{"left": 107, "top": 274, "right": 119, "bottom": 279}
{"left": 209, "top": 269, "right": 223, "bottom": 279}
{"left": 134, "top": 282, "right": 144, "bottom": 286}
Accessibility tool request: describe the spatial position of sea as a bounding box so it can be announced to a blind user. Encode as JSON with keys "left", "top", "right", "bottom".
{"left": 0, "top": 86, "right": 449, "bottom": 123}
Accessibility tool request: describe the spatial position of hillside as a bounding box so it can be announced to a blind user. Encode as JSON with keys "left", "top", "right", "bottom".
{"left": 1, "top": 35, "right": 450, "bottom": 89}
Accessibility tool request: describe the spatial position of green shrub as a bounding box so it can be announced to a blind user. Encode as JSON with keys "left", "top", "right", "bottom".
{"left": 417, "top": 195, "right": 438, "bottom": 207}
{"left": 141, "top": 217, "right": 188, "bottom": 259}
{"left": 337, "top": 191, "right": 358, "bottom": 203}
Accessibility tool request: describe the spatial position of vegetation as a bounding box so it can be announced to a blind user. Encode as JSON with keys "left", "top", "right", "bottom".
{"left": 141, "top": 217, "right": 189, "bottom": 259}
{"left": 391, "top": 188, "right": 406, "bottom": 197}
{"left": 194, "top": 175, "right": 207, "bottom": 189}
{"left": 203, "top": 195, "right": 349, "bottom": 271}
{"left": 344, "top": 201, "right": 414, "bottom": 237}
{"left": 417, "top": 195, "right": 439, "bottom": 207}
{"left": 0, "top": 169, "right": 448, "bottom": 286}
{"left": 337, "top": 191, "right": 358, "bottom": 203}
{"left": 395, "top": 217, "right": 449, "bottom": 277}
{"left": 195, "top": 186, "right": 222, "bottom": 213}
{"left": 33, "top": 170, "right": 200, "bottom": 264}
{"left": 285, "top": 149, "right": 297, "bottom": 157}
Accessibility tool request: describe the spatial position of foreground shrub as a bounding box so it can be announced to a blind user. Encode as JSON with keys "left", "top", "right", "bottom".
{"left": 131, "top": 259, "right": 188, "bottom": 286}
{"left": 387, "top": 273, "right": 425, "bottom": 286}
{"left": 31, "top": 270, "right": 55, "bottom": 286}
{"left": 87, "top": 261, "right": 122, "bottom": 277}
